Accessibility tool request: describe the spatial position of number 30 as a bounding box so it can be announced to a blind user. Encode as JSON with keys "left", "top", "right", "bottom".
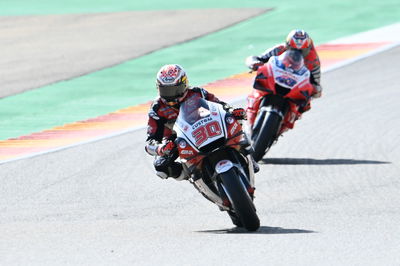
{"left": 192, "top": 121, "right": 222, "bottom": 146}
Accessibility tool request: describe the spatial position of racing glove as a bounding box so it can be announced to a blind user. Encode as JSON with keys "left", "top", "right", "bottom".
{"left": 232, "top": 108, "right": 247, "bottom": 120}
{"left": 157, "top": 141, "right": 176, "bottom": 156}
{"left": 312, "top": 85, "right": 322, "bottom": 99}
{"left": 245, "top": 56, "right": 264, "bottom": 71}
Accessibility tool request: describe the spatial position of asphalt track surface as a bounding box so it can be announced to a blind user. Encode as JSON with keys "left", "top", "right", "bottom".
{"left": 0, "top": 46, "right": 399, "bottom": 265}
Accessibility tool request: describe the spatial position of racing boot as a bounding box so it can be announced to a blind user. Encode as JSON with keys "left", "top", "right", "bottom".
{"left": 167, "top": 162, "right": 187, "bottom": 181}
{"left": 154, "top": 157, "right": 187, "bottom": 181}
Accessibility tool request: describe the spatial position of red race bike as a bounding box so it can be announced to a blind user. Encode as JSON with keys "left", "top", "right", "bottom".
{"left": 246, "top": 50, "right": 316, "bottom": 161}
{"left": 172, "top": 95, "right": 260, "bottom": 231}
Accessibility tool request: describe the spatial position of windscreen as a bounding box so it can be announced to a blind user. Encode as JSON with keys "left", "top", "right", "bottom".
{"left": 277, "top": 49, "right": 305, "bottom": 73}
{"left": 179, "top": 95, "right": 211, "bottom": 125}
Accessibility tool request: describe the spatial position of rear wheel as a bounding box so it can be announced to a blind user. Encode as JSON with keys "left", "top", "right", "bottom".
{"left": 220, "top": 168, "right": 260, "bottom": 231}
{"left": 252, "top": 112, "right": 282, "bottom": 162}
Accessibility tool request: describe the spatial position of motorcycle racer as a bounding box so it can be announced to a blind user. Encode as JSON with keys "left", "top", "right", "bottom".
{"left": 246, "top": 29, "right": 322, "bottom": 98}
{"left": 145, "top": 64, "right": 250, "bottom": 180}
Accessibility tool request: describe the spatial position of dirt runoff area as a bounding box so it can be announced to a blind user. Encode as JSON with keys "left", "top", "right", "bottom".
{"left": 0, "top": 8, "right": 267, "bottom": 98}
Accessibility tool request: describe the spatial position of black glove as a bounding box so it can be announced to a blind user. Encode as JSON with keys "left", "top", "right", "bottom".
{"left": 232, "top": 108, "right": 247, "bottom": 120}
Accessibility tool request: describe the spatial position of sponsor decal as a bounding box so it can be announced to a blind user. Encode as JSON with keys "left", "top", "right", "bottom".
{"left": 215, "top": 160, "right": 233, "bottom": 174}
{"left": 276, "top": 76, "right": 297, "bottom": 87}
{"left": 230, "top": 123, "right": 238, "bottom": 135}
{"left": 181, "top": 150, "right": 194, "bottom": 155}
{"left": 226, "top": 116, "right": 235, "bottom": 124}
{"left": 192, "top": 117, "right": 213, "bottom": 130}
{"left": 210, "top": 106, "right": 218, "bottom": 116}
{"left": 179, "top": 140, "right": 187, "bottom": 148}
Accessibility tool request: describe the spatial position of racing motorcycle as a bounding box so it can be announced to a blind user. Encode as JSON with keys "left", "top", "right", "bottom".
{"left": 246, "top": 50, "right": 316, "bottom": 162}
{"left": 172, "top": 95, "right": 260, "bottom": 231}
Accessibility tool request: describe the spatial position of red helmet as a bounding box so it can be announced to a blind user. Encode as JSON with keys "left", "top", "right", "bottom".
{"left": 286, "top": 29, "right": 312, "bottom": 50}
{"left": 156, "top": 64, "right": 189, "bottom": 106}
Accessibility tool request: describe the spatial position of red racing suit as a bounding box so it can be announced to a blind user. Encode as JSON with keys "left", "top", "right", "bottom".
{"left": 145, "top": 87, "right": 224, "bottom": 156}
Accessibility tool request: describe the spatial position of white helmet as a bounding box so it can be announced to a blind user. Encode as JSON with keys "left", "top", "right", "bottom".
{"left": 156, "top": 64, "right": 189, "bottom": 105}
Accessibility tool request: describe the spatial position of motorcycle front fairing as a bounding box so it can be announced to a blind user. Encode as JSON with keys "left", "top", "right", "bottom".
{"left": 174, "top": 95, "right": 227, "bottom": 153}
{"left": 272, "top": 55, "right": 315, "bottom": 104}
{"left": 173, "top": 95, "right": 255, "bottom": 210}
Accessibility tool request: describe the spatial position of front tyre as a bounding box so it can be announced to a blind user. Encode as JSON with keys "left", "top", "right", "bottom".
{"left": 220, "top": 168, "right": 260, "bottom": 231}
{"left": 252, "top": 112, "right": 282, "bottom": 162}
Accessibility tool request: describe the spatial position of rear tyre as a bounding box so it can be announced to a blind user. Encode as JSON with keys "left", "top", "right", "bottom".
{"left": 220, "top": 169, "right": 260, "bottom": 231}
{"left": 252, "top": 112, "right": 282, "bottom": 162}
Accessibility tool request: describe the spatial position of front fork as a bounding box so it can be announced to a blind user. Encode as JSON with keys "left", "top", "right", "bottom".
{"left": 215, "top": 159, "right": 255, "bottom": 203}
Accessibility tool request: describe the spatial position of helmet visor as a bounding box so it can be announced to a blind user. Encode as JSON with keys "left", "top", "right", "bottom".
{"left": 159, "top": 83, "right": 187, "bottom": 102}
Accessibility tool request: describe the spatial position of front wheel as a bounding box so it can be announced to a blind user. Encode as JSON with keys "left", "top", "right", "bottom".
{"left": 252, "top": 112, "right": 282, "bottom": 162}
{"left": 220, "top": 168, "right": 260, "bottom": 231}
